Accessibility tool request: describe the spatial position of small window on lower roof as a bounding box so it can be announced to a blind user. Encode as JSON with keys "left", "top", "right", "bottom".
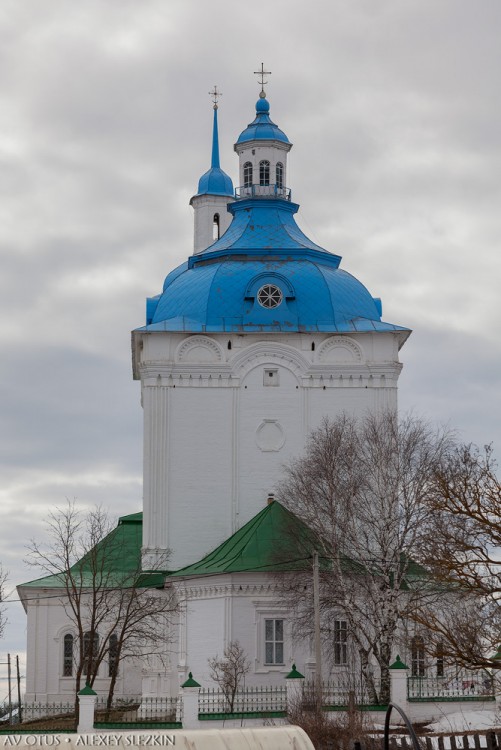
{"left": 257, "top": 284, "right": 283, "bottom": 309}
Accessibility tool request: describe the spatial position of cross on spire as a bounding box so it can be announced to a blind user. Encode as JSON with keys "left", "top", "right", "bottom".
{"left": 254, "top": 63, "right": 271, "bottom": 98}
{"left": 209, "top": 85, "right": 222, "bottom": 110}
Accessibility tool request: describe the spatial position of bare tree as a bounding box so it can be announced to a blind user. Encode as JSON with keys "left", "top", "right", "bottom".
{"left": 277, "top": 411, "right": 451, "bottom": 704}
{"left": 413, "top": 443, "right": 501, "bottom": 669}
{"left": 26, "top": 502, "right": 178, "bottom": 715}
{"left": 208, "top": 640, "right": 250, "bottom": 712}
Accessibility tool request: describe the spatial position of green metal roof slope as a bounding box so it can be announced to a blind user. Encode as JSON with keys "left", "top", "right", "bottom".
{"left": 19, "top": 512, "right": 163, "bottom": 590}
{"left": 171, "top": 500, "right": 318, "bottom": 577}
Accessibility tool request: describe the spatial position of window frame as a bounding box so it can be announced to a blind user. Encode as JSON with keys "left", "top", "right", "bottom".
{"left": 411, "top": 635, "right": 426, "bottom": 677}
{"left": 82, "top": 631, "right": 99, "bottom": 677}
{"left": 276, "top": 162, "right": 284, "bottom": 189}
{"left": 212, "top": 213, "right": 220, "bottom": 241}
{"left": 436, "top": 641, "right": 444, "bottom": 678}
{"left": 264, "top": 618, "right": 285, "bottom": 665}
{"left": 254, "top": 604, "right": 289, "bottom": 673}
{"left": 243, "top": 162, "right": 253, "bottom": 188}
{"left": 259, "top": 160, "right": 270, "bottom": 186}
{"left": 62, "top": 633, "right": 74, "bottom": 677}
{"left": 108, "top": 633, "right": 119, "bottom": 677}
{"left": 257, "top": 284, "right": 283, "bottom": 309}
{"left": 333, "top": 619, "right": 348, "bottom": 666}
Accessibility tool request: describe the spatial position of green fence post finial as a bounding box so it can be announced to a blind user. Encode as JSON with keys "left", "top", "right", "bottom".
{"left": 286, "top": 663, "right": 305, "bottom": 679}
{"left": 181, "top": 671, "right": 201, "bottom": 688}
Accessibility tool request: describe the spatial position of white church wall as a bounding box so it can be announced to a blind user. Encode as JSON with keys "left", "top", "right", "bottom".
{"left": 184, "top": 594, "right": 226, "bottom": 685}
{"left": 237, "top": 363, "right": 304, "bottom": 525}
{"left": 138, "top": 329, "right": 404, "bottom": 569}
{"left": 168, "top": 387, "right": 234, "bottom": 568}
{"left": 24, "top": 593, "right": 143, "bottom": 703}
{"left": 177, "top": 574, "right": 312, "bottom": 690}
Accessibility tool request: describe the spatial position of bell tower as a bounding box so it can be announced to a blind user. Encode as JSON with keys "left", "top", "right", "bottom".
{"left": 234, "top": 65, "right": 292, "bottom": 199}
{"left": 189, "top": 86, "right": 234, "bottom": 254}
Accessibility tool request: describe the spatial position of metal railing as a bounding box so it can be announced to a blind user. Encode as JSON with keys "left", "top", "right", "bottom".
{"left": 95, "top": 696, "right": 182, "bottom": 725}
{"left": 304, "top": 679, "right": 384, "bottom": 707}
{"left": 235, "top": 184, "right": 291, "bottom": 200}
{"left": 407, "top": 670, "right": 494, "bottom": 701}
{"left": 198, "top": 685, "right": 287, "bottom": 716}
{"left": 10, "top": 701, "right": 75, "bottom": 730}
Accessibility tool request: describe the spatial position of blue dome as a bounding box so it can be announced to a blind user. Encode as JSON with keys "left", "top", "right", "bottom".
{"left": 197, "top": 166, "right": 234, "bottom": 197}
{"left": 236, "top": 97, "right": 290, "bottom": 145}
{"left": 142, "top": 201, "right": 408, "bottom": 335}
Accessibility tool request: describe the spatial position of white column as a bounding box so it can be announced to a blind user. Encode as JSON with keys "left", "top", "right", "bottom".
{"left": 389, "top": 655, "right": 409, "bottom": 724}
{"left": 77, "top": 685, "right": 97, "bottom": 733}
{"left": 286, "top": 664, "right": 305, "bottom": 714}
{"left": 142, "top": 383, "right": 170, "bottom": 568}
{"left": 180, "top": 673, "right": 201, "bottom": 730}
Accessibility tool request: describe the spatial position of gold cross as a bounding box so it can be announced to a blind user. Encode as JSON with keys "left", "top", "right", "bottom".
{"left": 209, "top": 85, "right": 222, "bottom": 109}
{"left": 253, "top": 63, "right": 271, "bottom": 97}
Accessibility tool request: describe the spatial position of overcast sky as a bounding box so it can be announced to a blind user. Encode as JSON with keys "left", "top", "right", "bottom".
{"left": 1, "top": 0, "right": 500, "bottom": 694}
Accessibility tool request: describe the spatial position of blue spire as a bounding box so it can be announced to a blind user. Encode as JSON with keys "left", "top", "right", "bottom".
{"left": 211, "top": 106, "right": 220, "bottom": 169}
{"left": 196, "top": 100, "right": 234, "bottom": 198}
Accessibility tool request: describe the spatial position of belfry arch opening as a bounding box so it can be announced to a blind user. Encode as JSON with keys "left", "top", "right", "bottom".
{"left": 213, "top": 213, "right": 220, "bottom": 240}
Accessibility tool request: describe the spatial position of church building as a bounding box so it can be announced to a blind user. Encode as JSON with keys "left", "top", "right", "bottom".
{"left": 19, "top": 73, "right": 410, "bottom": 703}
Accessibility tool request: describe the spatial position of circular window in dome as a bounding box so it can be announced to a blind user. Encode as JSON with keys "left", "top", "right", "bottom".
{"left": 257, "top": 284, "right": 283, "bottom": 309}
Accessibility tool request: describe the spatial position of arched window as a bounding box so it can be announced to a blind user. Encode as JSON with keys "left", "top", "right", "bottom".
{"left": 243, "top": 162, "right": 253, "bottom": 188}
{"left": 259, "top": 160, "right": 270, "bottom": 186}
{"left": 276, "top": 162, "right": 284, "bottom": 189}
{"left": 109, "top": 633, "right": 119, "bottom": 677}
{"left": 83, "top": 631, "right": 99, "bottom": 676}
{"left": 436, "top": 641, "right": 444, "bottom": 677}
{"left": 213, "top": 213, "right": 220, "bottom": 241}
{"left": 63, "top": 634, "right": 74, "bottom": 677}
{"left": 411, "top": 635, "right": 425, "bottom": 677}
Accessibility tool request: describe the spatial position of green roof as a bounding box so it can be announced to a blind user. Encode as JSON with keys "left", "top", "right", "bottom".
{"left": 19, "top": 504, "right": 429, "bottom": 595}
{"left": 170, "top": 501, "right": 319, "bottom": 577}
{"left": 19, "top": 512, "right": 165, "bottom": 590}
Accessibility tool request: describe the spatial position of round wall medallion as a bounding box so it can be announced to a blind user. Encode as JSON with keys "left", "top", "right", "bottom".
{"left": 257, "top": 284, "right": 283, "bottom": 309}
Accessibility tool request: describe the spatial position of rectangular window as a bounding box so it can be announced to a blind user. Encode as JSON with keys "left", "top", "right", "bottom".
{"left": 263, "top": 368, "right": 279, "bottom": 386}
{"left": 265, "top": 619, "right": 284, "bottom": 664}
{"left": 333, "top": 620, "right": 348, "bottom": 665}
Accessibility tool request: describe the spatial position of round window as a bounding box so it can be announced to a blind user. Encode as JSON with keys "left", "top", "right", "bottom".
{"left": 257, "top": 284, "right": 283, "bottom": 309}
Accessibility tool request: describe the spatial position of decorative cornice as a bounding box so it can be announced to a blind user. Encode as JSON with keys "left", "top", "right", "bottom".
{"left": 317, "top": 335, "right": 364, "bottom": 364}
{"left": 230, "top": 341, "right": 310, "bottom": 379}
{"left": 173, "top": 581, "right": 278, "bottom": 600}
{"left": 139, "top": 362, "right": 235, "bottom": 387}
{"left": 176, "top": 336, "right": 224, "bottom": 363}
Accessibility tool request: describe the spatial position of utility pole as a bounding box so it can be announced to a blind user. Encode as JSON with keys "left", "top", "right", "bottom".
{"left": 313, "top": 551, "right": 322, "bottom": 712}
{"left": 7, "top": 653, "right": 12, "bottom": 724}
{"left": 16, "top": 656, "right": 22, "bottom": 724}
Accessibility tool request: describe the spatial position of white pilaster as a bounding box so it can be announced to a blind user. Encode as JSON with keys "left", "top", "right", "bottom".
{"left": 142, "top": 383, "right": 170, "bottom": 568}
